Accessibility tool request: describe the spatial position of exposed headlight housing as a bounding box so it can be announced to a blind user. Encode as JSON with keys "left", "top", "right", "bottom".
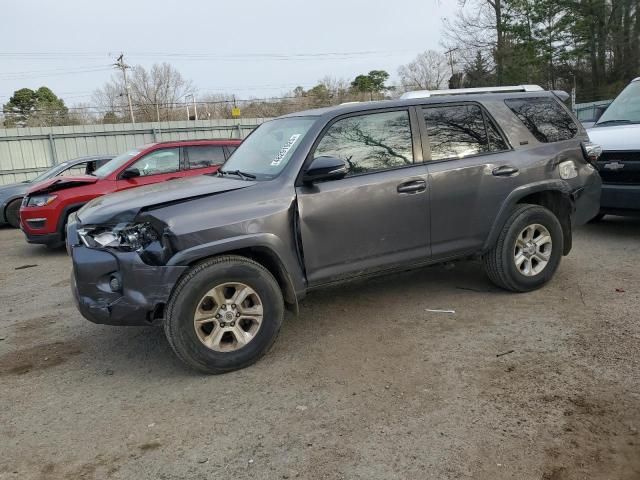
{"left": 26, "top": 194, "right": 57, "bottom": 207}
{"left": 78, "top": 223, "right": 159, "bottom": 251}
{"left": 558, "top": 160, "right": 578, "bottom": 180}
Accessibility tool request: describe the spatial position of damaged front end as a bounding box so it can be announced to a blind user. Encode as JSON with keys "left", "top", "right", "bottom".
{"left": 68, "top": 214, "right": 186, "bottom": 326}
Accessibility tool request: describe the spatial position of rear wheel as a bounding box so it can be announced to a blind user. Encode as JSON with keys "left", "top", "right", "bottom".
{"left": 164, "top": 255, "right": 284, "bottom": 374}
{"left": 483, "top": 204, "right": 563, "bottom": 292}
{"left": 5, "top": 198, "right": 22, "bottom": 228}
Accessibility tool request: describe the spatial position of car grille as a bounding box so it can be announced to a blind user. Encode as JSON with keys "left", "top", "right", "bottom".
{"left": 596, "top": 151, "right": 640, "bottom": 185}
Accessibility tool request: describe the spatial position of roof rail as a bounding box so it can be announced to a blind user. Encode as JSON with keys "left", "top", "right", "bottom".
{"left": 400, "top": 85, "right": 544, "bottom": 100}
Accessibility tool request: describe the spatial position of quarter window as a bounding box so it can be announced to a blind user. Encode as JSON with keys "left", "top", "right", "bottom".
{"left": 186, "top": 145, "right": 226, "bottom": 169}
{"left": 504, "top": 97, "right": 578, "bottom": 143}
{"left": 423, "top": 104, "right": 508, "bottom": 161}
{"left": 314, "top": 110, "right": 414, "bottom": 176}
{"left": 128, "top": 148, "right": 180, "bottom": 177}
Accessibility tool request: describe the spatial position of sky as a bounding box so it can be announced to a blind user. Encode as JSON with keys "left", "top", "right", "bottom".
{"left": 0, "top": 0, "right": 459, "bottom": 107}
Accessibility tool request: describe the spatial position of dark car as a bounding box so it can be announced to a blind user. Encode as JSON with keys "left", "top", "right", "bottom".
{"left": 587, "top": 77, "right": 640, "bottom": 219}
{"left": 67, "top": 85, "right": 601, "bottom": 373}
{"left": 0, "top": 155, "right": 113, "bottom": 228}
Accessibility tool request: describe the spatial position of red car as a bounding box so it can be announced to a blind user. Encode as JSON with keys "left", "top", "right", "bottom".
{"left": 20, "top": 139, "right": 241, "bottom": 247}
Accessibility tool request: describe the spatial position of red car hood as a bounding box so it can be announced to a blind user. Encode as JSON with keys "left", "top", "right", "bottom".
{"left": 27, "top": 175, "right": 99, "bottom": 194}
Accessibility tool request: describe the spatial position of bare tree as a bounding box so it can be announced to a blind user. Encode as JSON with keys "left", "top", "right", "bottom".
{"left": 398, "top": 50, "right": 450, "bottom": 91}
{"left": 443, "top": 0, "right": 506, "bottom": 85}
{"left": 93, "top": 62, "right": 195, "bottom": 122}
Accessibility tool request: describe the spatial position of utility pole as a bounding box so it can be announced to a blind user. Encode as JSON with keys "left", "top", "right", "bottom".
{"left": 444, "top": 47, "right": 458, "bottom": 88}
{"left": 114, "top": 54, "right": 135, "bottom": 124}
{"left": 185, "top": 93, "right": 198, "bottom": 120}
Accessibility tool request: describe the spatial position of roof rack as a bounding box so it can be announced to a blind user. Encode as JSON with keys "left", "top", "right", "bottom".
{"left": 400, "top": 85, "right": 544, "bottom": 100}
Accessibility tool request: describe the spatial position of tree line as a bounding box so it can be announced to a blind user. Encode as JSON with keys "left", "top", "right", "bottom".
{"left": 444, "top": 0, "right": 640, "bottom": 101}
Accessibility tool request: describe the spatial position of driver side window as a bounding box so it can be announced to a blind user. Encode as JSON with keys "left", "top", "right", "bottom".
{"left": 314, "top": 110, "right": 414, "bottom": 177}
{"left": 129, "top": 148, "right": 180, "bottom": 177}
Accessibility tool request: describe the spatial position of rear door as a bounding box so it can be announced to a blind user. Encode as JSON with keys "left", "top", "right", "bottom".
{"left": 184, "top": 144, "right": 227, "bottom": 177}
{"left": 421, "top": 102, "right": 517, "bottom": 258}
{"left": 296, "top": 108, "right": 430, "bottom": 286}
{"left": 116, "top": 147, "right": 185, "bottom": 190}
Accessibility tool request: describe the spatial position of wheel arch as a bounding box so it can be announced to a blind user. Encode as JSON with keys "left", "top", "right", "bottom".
{"left": 168, "top": 235, "right": 304, "bottom": 314}
{"left": 484, "top": 181, "right": 574, "bottom": 256}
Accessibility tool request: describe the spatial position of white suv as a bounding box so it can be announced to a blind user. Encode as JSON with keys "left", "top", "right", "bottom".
{"left": 587, "top": 78, "right": 640, "bottom": 219}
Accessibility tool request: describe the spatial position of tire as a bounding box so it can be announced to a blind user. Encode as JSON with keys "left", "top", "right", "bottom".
{"left": 164, "top": 255, "right": 284, "bottom": 374}
{"left": 5, "top": 198, "right": 22, "bottom": 229}
{"left": 483, "top": 204, "right": 563, "bottom": 292}
{"left": 589, "top": 212, "right": 606, "bottom": 223}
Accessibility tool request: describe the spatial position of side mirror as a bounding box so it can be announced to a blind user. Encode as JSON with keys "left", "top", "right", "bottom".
{"left": 121, "top": 167, "right": 140, "bottom": 179}
{"left": 303, "top": 156, "right": 348, "bottom": 184}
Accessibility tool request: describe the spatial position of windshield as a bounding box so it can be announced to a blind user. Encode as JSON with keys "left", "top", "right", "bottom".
{"left": 29, "top": 163, "right": 69, "bottom": 183}
{"left": 221, "top": 117, "right": 316, "bottom": 180}
{"left": 94, "top": 147, "right": 142, "bottom": 178}
{"left": 596, "top": 80, "right": 640, "bottom": 126}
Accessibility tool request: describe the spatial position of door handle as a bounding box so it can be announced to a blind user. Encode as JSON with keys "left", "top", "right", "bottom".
{"left": 167, "top": 176, "right": 181, "bottom": 180}
{"left": 492, "top": 166, "right": 519, "bottom": 177}
{"left": 397, "top": 180, "right": 427, "bottom": 194}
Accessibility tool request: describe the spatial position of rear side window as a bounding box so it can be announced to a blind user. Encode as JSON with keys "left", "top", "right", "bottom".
{"left": 314, "top": 110, "right": 414, "bottom": 176}
{"left": 422, "top": 104, "right": 508, "bottom": 161}
{"left": 186, "top": 145, "right": 226, "bottom": 169}
{"left": 504, "top": 97, "right": 578, "bottom": 143}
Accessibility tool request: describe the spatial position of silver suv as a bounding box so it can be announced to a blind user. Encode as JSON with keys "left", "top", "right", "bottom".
{"left": 67, "top": 85, "right": 602, "bottom": 373}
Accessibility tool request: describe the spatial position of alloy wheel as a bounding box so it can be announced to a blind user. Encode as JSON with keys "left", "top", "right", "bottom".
{"left": 193, "top": 282, "right": 263, "bottom": 352}
{"left": 513, "top": 223, "right": 552, "bottom": 277}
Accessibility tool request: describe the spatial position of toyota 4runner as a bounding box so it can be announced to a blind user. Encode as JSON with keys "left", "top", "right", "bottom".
{"left": 67, "top": 85, "right": 602, "bottom": 373}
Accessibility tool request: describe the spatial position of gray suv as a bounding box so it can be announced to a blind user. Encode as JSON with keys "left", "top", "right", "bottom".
{"left": 67, "top": 86, "right": 601, "bottom": 373}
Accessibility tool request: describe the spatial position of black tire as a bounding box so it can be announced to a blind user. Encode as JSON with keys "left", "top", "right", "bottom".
{"left": 589, "top": 212, "right": 606, "bottom": 223}
{"left": 5, "top": 198, "right": 22, "bottom": 228}
{"left": 483, "top": 204, "right": 563, "bottom": 292}
{"left": 164, "top": 255, "right": 284, "bottom": 374}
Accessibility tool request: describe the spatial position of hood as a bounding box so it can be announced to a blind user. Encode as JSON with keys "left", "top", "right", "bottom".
{"left": 0, "top": 182, "right": 30, "bottom": 201}
{"left": 27, "top": 175, "right": 98, "bottom": 195}
{"left": 587, "top": 124, "right": 640, "bottom": 151}
{"left": 77, "top": 174, "right": 255, "bottom": 225}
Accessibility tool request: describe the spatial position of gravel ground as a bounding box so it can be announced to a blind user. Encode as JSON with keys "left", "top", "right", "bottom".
{"left": 0, "top": 218, "right": 639, "bottom": 480}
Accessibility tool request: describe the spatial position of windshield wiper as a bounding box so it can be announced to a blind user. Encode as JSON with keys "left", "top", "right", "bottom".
{"left": 595, "top": 119, "right": 634, "bottom": 126}
{"left": 218, "top": 169, "right": 256, "bottom": 180}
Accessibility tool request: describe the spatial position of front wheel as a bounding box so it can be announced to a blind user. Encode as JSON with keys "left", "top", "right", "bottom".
{"left": 483, "top": 204, "right": 563, "bottom": 292}
{"left": 164, "top": 255, "right": 284, "bottom": 374}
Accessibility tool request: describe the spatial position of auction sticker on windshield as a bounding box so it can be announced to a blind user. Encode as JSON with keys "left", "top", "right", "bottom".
{"left": 271, "top": 134, "right": 301, "bottom": 166}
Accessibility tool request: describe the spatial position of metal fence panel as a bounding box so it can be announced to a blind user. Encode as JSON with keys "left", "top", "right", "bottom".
{"left": 0, "top": 119, "right": 267, "bottom": 185}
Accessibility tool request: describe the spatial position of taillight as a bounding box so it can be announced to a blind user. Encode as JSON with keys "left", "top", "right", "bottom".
{"left": 581, "top": 141, "right": 602, "bottom": 165}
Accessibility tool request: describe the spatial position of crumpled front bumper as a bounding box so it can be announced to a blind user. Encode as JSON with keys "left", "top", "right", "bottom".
{"left": 68, "top": 221, "right": 187, "bottom": 326}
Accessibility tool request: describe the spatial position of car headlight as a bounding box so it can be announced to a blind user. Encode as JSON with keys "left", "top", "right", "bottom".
{"left": 26, "top": 194, "right": 57, "bottom": 207}
{"left": 558, "top": 160, "right": 578, "bottom": 180}
{"left": 78, "top": 223, "right": 159, "bottom": 251}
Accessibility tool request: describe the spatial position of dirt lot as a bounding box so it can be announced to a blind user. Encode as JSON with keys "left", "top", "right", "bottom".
{"left": 0, "top": 219, "right": 639, "bottom": 480}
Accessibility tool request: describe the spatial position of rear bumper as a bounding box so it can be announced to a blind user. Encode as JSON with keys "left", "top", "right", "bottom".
{"left": 600, "top": 183, "right": 640, "bottom": 215}
{"left": 571, "top": 171, "right": 602, "bottom": 226}
{"left": 68, "top": 217, "right": 188, "bottom": 326}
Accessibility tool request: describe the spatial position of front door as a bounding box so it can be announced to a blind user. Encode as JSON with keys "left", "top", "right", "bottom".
{"left": 116, "top": 147, "right": 185, "bottom": 190}
{"left": 296, "top": 109, "right": 430, "bottom": 286}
